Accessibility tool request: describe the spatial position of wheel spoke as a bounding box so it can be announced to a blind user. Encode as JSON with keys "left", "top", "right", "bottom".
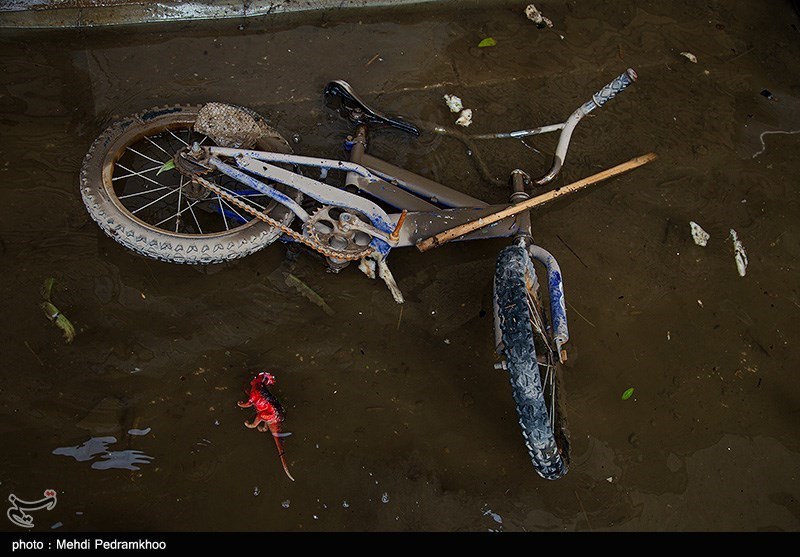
{"left": 153, "top": 194, "right": 204, "bottom": 228}
{"left": 116, "top": 162, "right": 171, "bottom": 189}
{"left": 131, "top": 187, "right": 179, "bottom": 214}
{"left": 217, "top": 196, "right": 230, "bottom": 231}
{"left": 219, "top": 197, "right": 250, "bottom": 225}
{"left": 118, "top": 185, "right": 174, "bottom": 200}
{"left": 142, "top": 135, "right": 174, "bottom": 158}
{"left": 175, "top": 176, "right": 184, "bottom": 233}
{"left": 126, "top": 146, "right": 165, "bottom": 166}
{"left": 187, "top": 198, "right": 204, "bottom": 234}
{"left": 216, "top": 183, "right": 271, "bottom": 212}
{"left": 526, "top": 287, "right": 556, "bottom": 433}
{"left": 112, "top": 164, "right": 163, "bottom": 180}
{"left": 168, "top": 129, "right": 189, "bottom": 146}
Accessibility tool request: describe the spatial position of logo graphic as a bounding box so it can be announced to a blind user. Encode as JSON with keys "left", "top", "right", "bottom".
{"left": 7, "top": 490, "right": 57, "bottom": 528}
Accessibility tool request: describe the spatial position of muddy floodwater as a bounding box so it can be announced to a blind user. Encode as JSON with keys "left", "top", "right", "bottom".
{"left": 1, "top": 0, "right": 799, "bottom": 532}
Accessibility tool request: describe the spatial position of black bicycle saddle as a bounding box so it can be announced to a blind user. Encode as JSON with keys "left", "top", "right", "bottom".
{"left": 324, "top": 80, "right": 420, "bottom": 136}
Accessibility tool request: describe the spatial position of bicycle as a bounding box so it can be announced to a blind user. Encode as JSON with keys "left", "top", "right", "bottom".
{"left": 79, "top": 68, "right": 640, "bottom": 480}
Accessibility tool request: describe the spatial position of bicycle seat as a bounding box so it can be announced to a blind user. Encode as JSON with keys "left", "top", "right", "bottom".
{"left": 324, "top": 80, "right": 420, "bottom": 136}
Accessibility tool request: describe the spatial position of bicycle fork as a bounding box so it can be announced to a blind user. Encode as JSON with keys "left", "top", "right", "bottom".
{"left": 499, "top": 170, "right": 570, "bottom": 363}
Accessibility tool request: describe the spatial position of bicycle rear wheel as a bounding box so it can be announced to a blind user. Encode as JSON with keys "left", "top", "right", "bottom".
{"left": 80, "top": 104, "right": 300, "bottom": 264}
{"left": 494, "top": 243, "right": 570, "bottom": 479}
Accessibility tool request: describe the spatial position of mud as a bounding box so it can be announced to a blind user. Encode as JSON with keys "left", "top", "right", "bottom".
{"left": 0, "top": 0, "right": 798, "bottom": 531}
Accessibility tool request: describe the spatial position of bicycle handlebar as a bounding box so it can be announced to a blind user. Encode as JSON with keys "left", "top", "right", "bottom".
{"left": 533, "top": 68, "right": 638, "bottom": 186}
{"left": 589, "top": 68, "right": 638, "bottom": 110}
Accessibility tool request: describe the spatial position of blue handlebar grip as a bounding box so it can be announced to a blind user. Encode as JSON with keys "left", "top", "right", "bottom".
{"left": 592, "top": 68, "right": 638, "bottom": 108}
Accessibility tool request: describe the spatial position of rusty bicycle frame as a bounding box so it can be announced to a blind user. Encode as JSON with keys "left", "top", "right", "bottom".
{"left": 188, "top": 69, "right": 636, "bottom": 324}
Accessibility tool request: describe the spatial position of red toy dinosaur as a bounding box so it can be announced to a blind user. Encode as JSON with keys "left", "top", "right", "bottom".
{"left": 238, "top": 372, "right": 295, "bottom": 481}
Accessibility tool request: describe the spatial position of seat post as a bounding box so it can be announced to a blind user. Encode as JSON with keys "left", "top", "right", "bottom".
{"left": 345, "top": 124, "right": 368, "bottom": 191}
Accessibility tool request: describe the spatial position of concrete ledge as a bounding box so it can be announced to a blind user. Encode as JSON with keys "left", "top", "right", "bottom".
{"left": 0, "top": 0, "right": 436, "bottom": 28}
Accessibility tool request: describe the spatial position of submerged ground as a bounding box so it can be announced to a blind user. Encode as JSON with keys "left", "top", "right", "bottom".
{"left": 0, "top": 0, "right": 798, "bottom": 531}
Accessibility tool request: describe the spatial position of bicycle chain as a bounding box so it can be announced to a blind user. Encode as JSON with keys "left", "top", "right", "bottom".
{"left": 194, "top": 175, "right": 374, "bottom": 261}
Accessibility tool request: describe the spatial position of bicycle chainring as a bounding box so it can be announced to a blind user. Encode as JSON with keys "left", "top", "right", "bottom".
{"left": 303, "top": 205, "right": 376, "bottom": 260}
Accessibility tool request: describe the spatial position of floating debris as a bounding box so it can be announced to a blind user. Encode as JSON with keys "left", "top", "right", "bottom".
{"left": 680, "top": 51, "right": 698, "bottom": 63}
{"left": 381, "top": 492, "right": 390, "bottom": 504}
{"left": 281, "top": 500, "right": 291, "bottom": 509}
{"left": 482, "top": 507, "right": 503, "bottom": 525}
{"left": 443, "top": 94, "right": 463, "bottom": 113}
{"left": 285, "top": 273, "right": 334, "bottom": 316}
{"left": 477, "top": 37, "right": 497, "bottom": 48}
{"left": 730, "top": 229, "right": 748, "bottom": 277}
{"left": 156, "top": 159, "right": 175, "bottom": 175}
{"left": 689, "top": 221, "right": 710, "bottom": 246}
{"left": 752, "top": 128, "right": 800, "bottom": 158}
{"left": 342, "top": 500, "right": 350, "bottom": 509}
{"left": 127, "top": 427, "right": 151, "bottom": 437}
{"left": 456, "top": 109, "right": 473, "bottom": 127}
{"left": 622, "top": 387, "right": 635, "bottom": 400}
{"left": 253, "top": 486, "right": 260, "bottom": 497}
{"left": 525, "top": 4, "right": 553, "bottom": 28}
{"left": 239, "top": 372, "right": 295, "bottom": 482}
{"left": 41, "top": 278, "right": 75, "bottom": 343}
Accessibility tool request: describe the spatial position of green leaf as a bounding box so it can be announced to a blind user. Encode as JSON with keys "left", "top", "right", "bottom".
{"left": 622, "top": 387, "right": 634, "bottom": 400}
{"left": 41, "top": 301, "right": 76, "bottom": 343}
{"left": 156, "top": 159, "right": 175, "bottom": 175}
{"left": 41, "top": 277, "right": 55, "bottom": 302}
{"left": 478, "top": 37, "right": 497, "bottom": 48}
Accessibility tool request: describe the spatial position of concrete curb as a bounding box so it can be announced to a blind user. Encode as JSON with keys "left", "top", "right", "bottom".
{"left": 0, "top": 0, "right": 437, "bottom": 28}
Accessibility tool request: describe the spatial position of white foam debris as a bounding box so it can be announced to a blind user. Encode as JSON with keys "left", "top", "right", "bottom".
{"left": 456, "top": 109, "right": 473, "bottom": 127}
{"left": 730, "top": 229, "right": 748, "bottom": 276}
{"left": 525, "top": 4, "right": 553, "bottom": 27}
{"left": 443, "top": 94, "right": 463, "bottom": 113}
{"left": 680, "top": 51, "right": 698, "bottom": 63}
{"left": 689, "top": 221, "right": 710, "bottom": 246}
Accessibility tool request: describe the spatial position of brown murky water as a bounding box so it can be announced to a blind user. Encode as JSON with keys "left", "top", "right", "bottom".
{"left": 1, "top": 0, "right": 799, "bottom": 532}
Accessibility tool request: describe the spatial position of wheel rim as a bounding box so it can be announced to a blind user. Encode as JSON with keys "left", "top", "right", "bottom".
{"left": 102, "top": 120, "right": 282, "bottom": 238}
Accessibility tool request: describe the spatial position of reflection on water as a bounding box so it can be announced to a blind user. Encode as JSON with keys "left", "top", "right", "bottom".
{"left": 52, "top": 437, "right": 116, "bottom": 462}
{"left": 91, "top": 450, "right": 154, "bottom": 471}
{"left": 53, "top": 436, "right": 155, "bottom": 471}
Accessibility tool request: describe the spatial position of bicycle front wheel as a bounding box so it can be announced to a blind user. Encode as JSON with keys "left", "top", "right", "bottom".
{"left": 494, "top": 244, "right": 570, "bottom": 480}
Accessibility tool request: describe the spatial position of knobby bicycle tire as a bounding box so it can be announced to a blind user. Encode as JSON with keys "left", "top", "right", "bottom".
{"left": 494, "top": 244, "right": 569, "bottom": 479}
{"left": 80, "top": 104, "right": 299, "bottom": 264}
